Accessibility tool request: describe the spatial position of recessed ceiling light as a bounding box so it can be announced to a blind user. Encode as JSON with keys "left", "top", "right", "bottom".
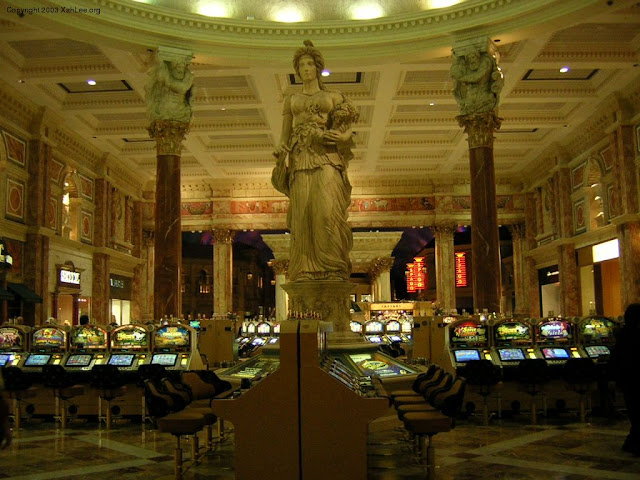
{"left": 321, "top": 70, "right": 330, "bottom": 77}
{"left": 18, "top": 79, "right": 24, "bottom": 84}
{"left": 559, "top": 66, "right": 570, "bottom": 73}
{"left": 350, "top": 2, "right": 384, "bottom": 20}
{"left": 87, "top": 79, "right": 97, "bottom": 85}
{"left": 429, "top": 102, "right": 435, "bottom": 106}
{"left": 221, "top": 107, "right": 226, "bottom": 111}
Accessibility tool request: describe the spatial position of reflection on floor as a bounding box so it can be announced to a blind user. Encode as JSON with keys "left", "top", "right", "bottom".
{"left": 1, "top": 413, "right": 639, "bottom": 479}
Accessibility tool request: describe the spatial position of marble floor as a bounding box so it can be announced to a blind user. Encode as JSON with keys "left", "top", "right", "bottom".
{"left": 1, "top": 411, "right": 638, "bottom": 480}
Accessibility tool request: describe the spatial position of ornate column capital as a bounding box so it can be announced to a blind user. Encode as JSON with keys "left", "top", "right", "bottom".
{"left": 456, "top": 112, "right": 502, "bottom": 149}
{"left": 211, "top": 228, "right": 236, "bottom": 245}
{"left": 507, "top": 223, "right": 526, "bottom": 240}
{"left": 148, "top": 120, "right": 190, "bottom": 156}
{"left": 369, "top": 256, "right": 394, "bottom": 279}
{"left": 432, "top": 223, "right": 457, "bottom": 237}
{"left": 269, "top": 259, "right": 289, "bottom": 276}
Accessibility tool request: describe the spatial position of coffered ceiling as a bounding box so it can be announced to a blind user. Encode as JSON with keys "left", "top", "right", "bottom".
{"left": 1, "top": 0, "right": 639, "bottom": 194}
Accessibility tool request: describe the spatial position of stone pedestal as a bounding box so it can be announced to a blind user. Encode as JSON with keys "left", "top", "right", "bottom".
{"left": 149, "top": 120, "right": 188, "bottom": 319}
{"left": 457, "top": 112, "right": 502, "bottom": 313}
{"left": 282, "top": 280, "right": 354, "bottom": 333}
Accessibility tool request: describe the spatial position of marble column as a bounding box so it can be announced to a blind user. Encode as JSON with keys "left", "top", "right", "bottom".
{"left": 139, "top": 230, "right": 155, "bottom": 322}
{"left": 212, "top": 229, "right": 235, "bottom": 315}
{"left": 610, "top": 125, "right": 639, "bottom": 217}
{"left": 270, "top": 259, "right": 289, "bottom": 322}
{"left": 149, "top": 121, "right": 188, "bottom": 319}
{"left": 507, "top": 224, "right": 527, "bottom": 315}
{"left": 92, "top": 179, "right": 111, "bottom": 324}
{"left": 617, "top": 221, "right": 640, "bottom": 307}
{"left": 457, "top": 112, "right": 502, "bottom": 313}
{"left": 433, "top": 224, "right": 457, "bottom": 312}
{"left": 524, "top": 192, "right": 540, "bottom": 316}
{"left": 92, "top": 252, "right": 110, "bottom": 324}
{"left": 558, "top": 243, "right": 579, "bottom": 317}
{"left": 131, "top": 201, "right": 144, "bottom": 322}
{"left": 369, "top": 257, "right": 394, "bottom": 302}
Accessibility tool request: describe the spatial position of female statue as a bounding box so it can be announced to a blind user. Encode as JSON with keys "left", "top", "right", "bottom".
{"left": 272, "top": 41, "right": 359, "bottom": 282}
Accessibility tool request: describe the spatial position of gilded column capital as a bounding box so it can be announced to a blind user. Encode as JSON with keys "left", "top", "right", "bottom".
{"left": 369, "top": 256, "right": 394, "bottom": 279}
{"left": 507, "top": 223, "right": 526, "bottom": 240}
{"left": 269, "top": 259, "right": 289, "bottom": 276}
{"left": 148, "top": 120, "right": 190, "bottom": 156}
{"left": 432, "top": 223, "right": 457, "bottom": 237}
{"left": 456, "top": 112, "right": 502, "bottom": 149}
{"left": 211, "top": 228, "right": 236, "bottom": 245}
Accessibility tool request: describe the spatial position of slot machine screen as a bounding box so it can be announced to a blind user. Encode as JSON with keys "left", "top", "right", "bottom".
{"left": 347, "top": 353, "right": 418, "bottom": 377}
{"left": 541, "top": 347, "right": 569, "bottom": 359}
{"left": 0, "top": 353, "right": 13, "bottom": 366}
{"left": 498, "top": 348, "right": 525, "bottom": 361}
{"left": 108, "top": 354, "right": 135, "bottom": 367}
{"left": 388, "top": 335, "right": 402, "bottom": 343}
{"left": 189, "top": 320, "right": 201, "bottom": 330}
{"left": 538, "top": 320, "right": 571, "bottom": 341}
{"left": 367, "top": 336, "right": 383, "bottom": 343}
{"left": 24, "top": 354, "right": 51, "bottom": 367}
{"left": 31, "top": 328, "right": 65, "bottom": 349}
{"left": 70, "top": 326, "right": 107, "bottom": 350}
{"left": 268, "top": 338, "right": 279, "bottom": 344}
{"left": 350, "top": 321, "right": 363, "bottom": 333}
{"left": 584, "top": 345, "right": 611, "bottom": 358}
{"left": 251, "top": 337, "right": 266, "bottom": 346}
{"left": 65, "top": 354, "right": 92, "bottom": 367}
{"left": 454, "top": 349, "right": 481, "bottom": 363}
{"left": 151, "top": 353, "right": 178, "bottom": 366}
{"left": 0, "top": 327, "right": 23, "bottom": 350}
{"left": 111, "top": 326, "right": 149, "bottom": 350}
{"left": 495, "top": 322, "right": 531, "bottom": 342}
{"left": 154, "top": 326, "right": 190, "bottom": 350}
{"left": 451, "top": 322, "right": 487, "bottom": 346}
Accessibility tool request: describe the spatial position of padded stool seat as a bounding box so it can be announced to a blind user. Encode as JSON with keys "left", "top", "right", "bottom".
{"left": 403, "top": 411, "right": 453, "bottom": 434}
{"left": 157, "top": 412, "right": 208, "bottom": 480}
{"left": 2, "top": 366, "right": 37, "bottom": 429}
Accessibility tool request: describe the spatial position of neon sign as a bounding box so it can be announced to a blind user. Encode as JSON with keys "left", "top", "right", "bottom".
{"left": 455, "top": 252, "right": 467, "bottom": 287}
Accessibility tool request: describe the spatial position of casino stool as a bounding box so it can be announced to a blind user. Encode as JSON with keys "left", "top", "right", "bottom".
{"left": 182, "top": 370, "right": 231, "bottom": 439}
{"left": 157, "top": 412, "right": 208, "bottom": 480}
{"left": 90, "top": 364, "right": 127, "bottom": 429}
{"left": 401, "top": 378, "right": 466, "bottom": 479}
{"left": 42, "top": 364, "right": 85, "bottom": 429}
{"left": 461, "top": 360, "right": 503, "bottom": 425}
{"left": 393, "top": 370, "right": 450, "bottom": 409}
{"left": 2, "top": 366, "right": 37, "bottom": 429}
{"left": 562, "top": 357, "right": 597, "bottom": 422}
{"left": 137, "top": 364, "right": 169, "bottom": 423}
{"left": 387, "top": 364, "right": 439, "bottom": 400}
{"left": 517, "top": 359, "right": 549, "bottom": 425}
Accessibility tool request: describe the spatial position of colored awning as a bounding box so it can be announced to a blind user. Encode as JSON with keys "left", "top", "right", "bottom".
{"left": 7, "top": 282, "right": 42, "bottom": 303}
{"left": 0, "top": 288, "right": 13, "bottom": 301}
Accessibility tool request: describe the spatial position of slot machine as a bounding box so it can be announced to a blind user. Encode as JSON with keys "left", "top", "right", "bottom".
{"left": 534, "top": 316, "right": 582, "bottom": 366}
{"left": 445, "top": 318, "right": 492, "bottom": 373}
{"left": 268, "top": 322, "right": 281, "bottom": 346}
{"left": 384, "top": 320, "right": 404, "bottom": 344}
{"left": 23, "top": 326, "right": 68, "bottom": 371}
{"left": 349, "top": 319, "right": 364, "bottom": 334}
{"left": 577, "top": 315, "right": 617, "bottom": 362}
{"left": 108, "top": 324, "right": 153, "bottom": 371}
{"left": 0, "top": 324, "right": 30, "bottom": 368}
{"left": 63, "top": 324, "right": 109, "bottom": 371}
{"left": 400, "top": 316, "right": 412, "bottom": 342}
{"left": 151, "top": 323, "right": 203, "bottom": 370}
{"left": 364, "top": 319, "right": 386, "bottom": 344}
{"left": 492, "top": 318, "right": 535, "bottom": 372}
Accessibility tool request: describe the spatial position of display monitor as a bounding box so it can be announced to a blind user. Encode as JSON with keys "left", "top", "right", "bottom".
{"left": 0, "top": 327, "right": 23, "bottom": 350}
{"left": 70, "top": 326, "right": 107, "bottom": 350}
{"left": 154, "top": 325, "right": 190, "bottom": 350}
{"left": 24, "top": 354, "right": 51, "bottom": 367}
{"left": 584, "top": 345, "right": 611, "bottom": 358}
{"left": 31, "top": 328, "right": 65, "bottom": 350}
{"left": 251, "top": 337, "right": 266, "bottom": 346}
{"left": 453, "top": 349, "right": 481, "bottom": 363}
{"left": 268, "top": 338, "right": 279, "bottom": 344}
{"left": 151, "top": 353, "right": 178, "bottom": 366}
{"left": 541, "top": 347, "right": 570, "bottom": 359}
{"left": 65, "top": 354, "right": 92, "bottom": 367}
{"left": 108, "top": 353, "right": 135, "bottom": 367}
{"left": 0, "top": 353, "right": 13, "bottom": 367}
{"left": 388, "top": 335, "right": 402, "bottom": 343}
{"left": 189, "top": 320, "right": 201, "bottom": 330}
{"left": 367, "top": 335, "right": 383, "bottom": 343}
{"left": 498, "top": 348, "right": 525, "bottom": 362}
{"left": 347, "top": 353, "right": 419, "bottom": 377}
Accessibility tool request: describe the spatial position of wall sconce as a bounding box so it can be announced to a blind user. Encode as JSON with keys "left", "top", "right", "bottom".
{"left": 246, "top": 272, "right": 253, "bottom": 280}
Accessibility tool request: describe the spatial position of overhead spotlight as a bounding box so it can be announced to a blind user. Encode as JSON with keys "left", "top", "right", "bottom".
{"left": 559, "top": 66, "right": 570, "bottom": 73}
{"left": 429, "top": 102, "right": 435, "bottom": 106}
{"left": 87, "top": 79, "right": 97, "bottom": 85}
{"left": 321, "top": 70, "right": 330, "bottom": 77}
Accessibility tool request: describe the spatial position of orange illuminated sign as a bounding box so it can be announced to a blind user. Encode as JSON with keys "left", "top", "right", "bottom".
{"left": 455, "top": 252, "right": 467, "bottom": 287}
{"left": 406, "top": 263, "right": 416, "bottom": 293}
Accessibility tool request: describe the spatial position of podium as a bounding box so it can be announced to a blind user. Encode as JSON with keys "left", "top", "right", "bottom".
{"left": 211, "top": 320, "right": 389, "bottom": 479}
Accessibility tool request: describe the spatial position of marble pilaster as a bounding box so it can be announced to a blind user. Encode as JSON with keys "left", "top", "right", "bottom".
{"left": 617, "top": 221, "right": 640, "bottom": 306}
{"left": 139, "top": 230, "right": 155, "bottom": 321}
{"left": 93, "top": 178, "right": 112, "bottom": 248}
{"left": 433, "top": 224, "right": 457, "bottom": 311}
{"left": 270, "top": 259, "right": 289, "bottom": 322}
{"left": 457, "top": 112, "right": 502, "bottom": 313}
{"left": 149, "top": 120, "right": 188, "bottom": 319}
{"left": 92, "top": 252, "right": 110, "bottom": 324}
{"left": 554, "top": 167, "right": 573, "bottom": 238}
{"left": 212, "top": 229, "right": 235, "bottom": 315}
{"left": 558, "top": 243, "right": 579, "bottom": 317}
{"left": 610, "top": 125, "right": 639, "bottom": 216}
{"left": 507, "top": 224, "right": 527, "bottom": 315}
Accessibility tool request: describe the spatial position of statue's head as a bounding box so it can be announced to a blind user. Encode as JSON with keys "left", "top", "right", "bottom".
{"left": 170, "top": 60, "right": 188, "bottom": 80}
{"left": 293, "top": 40, "right": 325, "bottom": 88}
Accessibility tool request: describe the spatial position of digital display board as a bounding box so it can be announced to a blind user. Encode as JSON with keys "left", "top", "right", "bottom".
{"left": 453, "top": 349, "right": 481, "bottom": 363}
{"left": 151, "top": 353, "right": 178, "bottom": 366}
{"left": 347, "top": 353, "right": 418, "bottom": 377}
{"left": 498, "top": 348, "right": 525, "bottom": 361}
{"left": 541, "top": 347, "right": 569, "bottom": 359}
{"left": 65, "top": 354, "right": 92, "bottom": 367}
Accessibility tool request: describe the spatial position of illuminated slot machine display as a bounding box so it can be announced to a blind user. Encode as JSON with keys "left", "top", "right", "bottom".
{"left": 384, "top": 320, "right": 404, "bottom": 344}
{"left": 267, "top": 322, "right": 280, "bottom": 346}
{"left": 152, "top": 324, "right": 201, "bottom": 370}
{"left": 577, "top": 315, "right": 617, "bottom": 361}
{"left": 255, "top": 321, "right": 272, "bottom": 345}
{"left": 330, "top": 349, "right": 422, "bottom": 379}
{"left": 0, "top": 325, "right": 29, "bottom": 367}
{"left": 400, "top": 317, "right": 412, "bottom": 342}
{"left": 109, "top": 324, "right": 152, "bottom": 371}
{"left": 364, "top": 319, "right": 386, "bottom": 344}
{"left": 218, "top": 350, "right": 281, "bottom": 382}
{"left": 64, "top": 325, "right": 109, "bottom": 371}
{"left": 24, "top": 326, "right": 68, "bottom": 370}
{"left": 492, "top": 319, "right": 535, "bottom": 372}
{"left": 350, "top": 320, "right": 364, "bottom": 334}
{"left": 446, "top": 319, "right": 491, "bottom": 371}
{"left": 534, "top": 317, "right": 582, "bottom": 366}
